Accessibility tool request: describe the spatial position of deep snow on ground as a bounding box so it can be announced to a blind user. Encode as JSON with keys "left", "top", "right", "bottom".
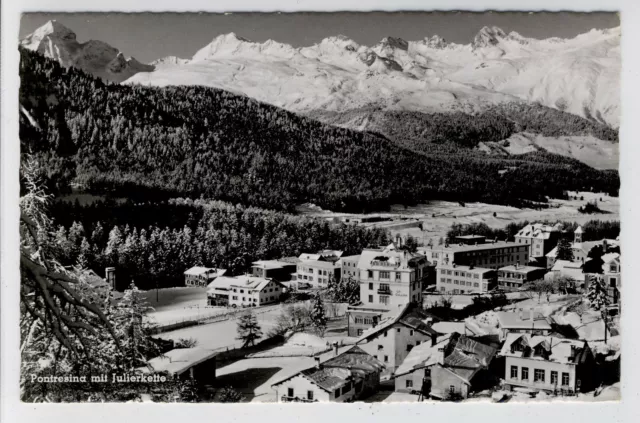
{"left": 140, "top": 287, "right": 233, "bottom": 326}
{"left": 298, "top": 191, "right": 619, "bottom": 241}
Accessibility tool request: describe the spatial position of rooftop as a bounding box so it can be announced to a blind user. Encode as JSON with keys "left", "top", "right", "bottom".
{"left": 496, "top": 311, "right": 552, "bottom": 330}
{"left": 207, "top": 275, "right": 278, "bottom": 293}
{"left": 299, "top": 259, "right": 338, "bottom": 270}
{"left": 184, "top": 266, "right": 226, "bottom": 277}
{"left": 437, "top": 263, "right": 495, "bottom": 274}
{"left": 358, "top": 244, "right": 427, "bottom": 271}
{"left": 498, "top": 264, "right": 545, "bottom": 273}
{"left": 271, "top": 346, "right": 383, "bottom": 392}
{"left": 252, "top": 260, "right": 296, "bottom": 269}
{"left": 421, "top": 240, "right": 523, "bottom": 254}
{"left": 395, "top": 332, "right": 496, "bottom": 384}
{"left": 499, "top": 333, "right": 589, "bottom": 364}
{"left": 356, "top": 304, "right": 439, "bottom": 344}
{"left": 140, "top": 348, "right": 218, "bottom": 376}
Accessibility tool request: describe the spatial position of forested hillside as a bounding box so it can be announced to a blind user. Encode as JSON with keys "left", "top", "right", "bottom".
{"left": 19, "top": 48, "right": 619, "bottom": 213}
{"left": 47, "top": 198, "right": 391, "bottom": 289}
{"left": 309, "top": 103, "right": 618, "bottom": 155}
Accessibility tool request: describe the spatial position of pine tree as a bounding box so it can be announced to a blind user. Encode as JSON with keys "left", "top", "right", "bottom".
{"left": 77, "top": 237, "right": 91, "bottom": 268}
{"left": 556, "top": 236, "right": 574, "bottom": 261}
{"left": 236, "top": 311, "right": 263, "bottom": 348}
{"left": 112, "top": 283, "right": 159, "bottom": 369}
{"left": 310, "top": 293, "right": 327, "bottom": 337}
{"left": 586, "top": 275, "right": 609, "bottom": 311}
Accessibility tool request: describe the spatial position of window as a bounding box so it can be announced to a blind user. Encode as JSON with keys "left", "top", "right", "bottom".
{"left": 334, "top": 389, "right": 340, "bottom": 398}
{"left": 396, "top": 273, "right": 401, "bottom": 281}
{"left": 406, "top": 380, "right": 413, "bottom": 388}
{"left": 368, "top": 295, "right": 373, "bottom": 303}
{"left": 240, "top": 289, "right": 244, "bottom": 294}
{"left": 610, "top": 277, "right": 617, "bottom": 287}
{"left": 510, "top": 366, "right": 518, "bottom": 379}
{"left": 342, "top": 383, "right": 351, "bottom": 395}
{"left": 406, "top": 344, "right": 413, "bottom": 352}
{"left": 380, "top": 271, "right": 390, "bottom": 279}
{"left": 610, "top": 264, "right": 617, "bottom": 272}
{"left": 534, "top": 369, "right": 545, "bottom": 383}
{"left": 357, "top": 329, "right": 363, "bottom": 336}
{"left": 288, "top": 388, "right": 294, "bottom": 397}
{"left": 369, "top": 283, "right": 373, "bottom": 290}
{"left": 454, "top": 280, "right": 459, "bottom": 285}
{"left": 397, "top": 328, "right": 401, "bottom": 333}
{"left": 410, "top": 330, "right": 414, "bottom": 336}
{"left": 416, "top": 340, "right": 421, "bottom": 345}
{"left": 307, "top": 390, "right": 314, "bottom": 401}
{"left": 368, "top": 270, "right": 374, "bottom": 279}
{"left": 449, "top": 385, "right": 455, "bottom": 394}
{"left": 379, "top": 296, "right": 389, "bottom": 305}
{"left": 474, "top": 283, "right": 479, "bottom": 288}
{"left": 384, "top": 331, "right": 388, "bottom": 337}
{"left": 521, "top": 367, "right": 529, "bottom": 381}
{"left": 355, "top": 317, "right": 363, "bottom": 324}
{"left": 384, "top": 355, "right": 389, "bottom": 363}
{"left": 440, "top": 277, "right": 446, "bottom": 283}
{"left": 562, "top": 372, "right": 570, "bottom": 386}
{"left": 232, "top": 296, "right": 238, "bottom": 300}
{"left": 550, "top": 371, "right": 558, "bottom": 386}
{"left": 378, "top": 345, "right": 383, "bottom": 351}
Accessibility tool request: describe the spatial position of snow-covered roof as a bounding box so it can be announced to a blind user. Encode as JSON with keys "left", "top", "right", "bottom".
{"left": 498, "top": 264, "right": 545, "bottom": 274}
{"left": 251, "top": 260, "right": 296, "bottom": 269}
{"left": 515, "top": 223, "right": 560, "bottom": 239}
{"left": 140, "top": 348, "right": 218, "bottom": 376}
{"left": 499, "top": 334, "right": 589, "bottom": 364}
{"left": 207, "top": 275, "right": 280, "bottom": 293}
{"left": 496, "top": 311, "right": 552, "bottom": 330}
{"left": 184, "top": 266, "right": 225, "bottom": 277}
{"left": 355, "top": 304, "right": 439, "bottom": 343}
{"left": 431, "top": 321, "right": 466, "bottom": 335}
{"left": 299, "top": 259, "right": 338, "bottom": 270}
{"left": 601, "top": 253, "right": 620, "bottom": 265}
{"left": 395, "top": 333, "right": 496, "bottom": 384}
{"left": 357, "top": 245, "right": 427, "bottom": 271}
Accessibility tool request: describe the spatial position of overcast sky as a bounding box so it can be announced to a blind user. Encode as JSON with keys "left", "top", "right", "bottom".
{"left": 20, "top": 12, "right": 619, "bottom": 63}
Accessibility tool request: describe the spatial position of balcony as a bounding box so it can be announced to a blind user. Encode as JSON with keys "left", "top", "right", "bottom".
{"left": 281, "top": 396, "right": 317, "bottom": 403}
{"left": 377, "top": 287, "right": 391, "bottom": 295}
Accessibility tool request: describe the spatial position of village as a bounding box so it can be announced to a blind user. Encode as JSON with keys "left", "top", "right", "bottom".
{"left": 108, "top": 221, "right": 622, "bottom": 403}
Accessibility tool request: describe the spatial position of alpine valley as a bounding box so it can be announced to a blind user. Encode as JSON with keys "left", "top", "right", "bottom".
{"left": 19, "top": 20, "right": 620, "bottom": 215}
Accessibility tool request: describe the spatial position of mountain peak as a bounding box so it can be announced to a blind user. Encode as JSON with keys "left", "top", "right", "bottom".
{"left": 41, "top": 20, "right": 76, "bottom": 39}
{"left": 378, "top": 36, "right": 409, "bottom": 51}
{"left": 473, "top": 26, "right": 507, "bottom": 48}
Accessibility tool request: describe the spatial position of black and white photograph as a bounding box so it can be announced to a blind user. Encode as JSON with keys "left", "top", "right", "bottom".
{"left": 3, "top": 3, "right": 634, "bottom": 411}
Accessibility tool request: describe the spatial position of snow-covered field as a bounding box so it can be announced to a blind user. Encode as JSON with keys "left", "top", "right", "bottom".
{"left": 300, "top": 191, "right": 618, "bottom": 241}
{"left": 140, "top": 287, "right": 235, "bottom": 326}
{"left": 480, "top": 132, "right": 619, "bottom": 170}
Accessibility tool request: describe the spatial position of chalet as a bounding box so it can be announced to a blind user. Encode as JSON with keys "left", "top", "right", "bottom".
{"left": 140, "top": 347, "right": 218, "bottom": 386}
{"left": 496, "top": 311, "right": 553, "bottom": 341}
{"left": 393, "top": 332, "right": 496, "bottom": 399}
{"left": 499, "top": 334, "right": 595, "bottom": 394}
{"left": 271, "top": 345, "right": 384, "bottom": 403}
{"left": 207, "top": 275, "right": 285, "bottom": 307}
{"left": 353, "top": 303, "right": 440, "bottom": 375}
{"left": 184, "top": 267, "right": 226, "bottom": 288}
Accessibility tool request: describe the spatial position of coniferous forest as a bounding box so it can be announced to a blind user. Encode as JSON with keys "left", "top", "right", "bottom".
{"left": 20, "top": 48, "right": 619, "bottom": 215}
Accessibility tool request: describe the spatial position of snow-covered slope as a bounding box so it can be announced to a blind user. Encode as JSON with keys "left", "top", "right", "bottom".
{"left": 125, "top": 25, "right": 620, "bottom": 127}
{"left": 20, "top": 20, "right": 154, "bottom": 83}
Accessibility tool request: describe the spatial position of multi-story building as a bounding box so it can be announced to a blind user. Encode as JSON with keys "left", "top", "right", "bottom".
{"left": 207, "top": 275, "right": 284, "bottom": 307}
{"left": 435, "top": 263, "right": 497, "bottom": 294}
{"left": 357, "top": 244, "right": 428, "bottom": 311}
{"left": 514, "top": 223, "right": 562, "bottom": 261}
{"left": 602, "top": 252, "right": 621, "bottom": 306}
{"left": 353, "top": 304, "right": 439, "bottom": 375}
{"left": 497, "top": 264, "right": 547, "bottom": 290}
{"left": 418, "top": 240, "right": 528, "bottom": 271}
{"left": 499, "top": 334, "right": 595, "bottom": 394}
{"left": 393, "top": 332, "right": 496, "bottom": 399}
{"left": 184, "top": 267, "right": 227, "bottom": 287}
{"left": 546, "top": 236, "right": 620, "bottom": 269}
{"left": 295, "top": 259, "right": 340, "bottom": 289}
{"left": 337, "top": 255, "right": 361, "bottom": 281}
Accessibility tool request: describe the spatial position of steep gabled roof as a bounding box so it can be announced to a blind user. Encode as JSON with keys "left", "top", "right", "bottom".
{"left": 499, "top": 333, "right": 589, "bottom": 364}
{"left": 355, "top": 304, "right": 439, "bottom": 344}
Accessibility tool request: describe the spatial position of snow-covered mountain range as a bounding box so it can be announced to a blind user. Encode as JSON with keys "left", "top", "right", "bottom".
{"left": 20, "top": 20, "right": 620, "bottom": 130}
{"left": 20, "top": 20, "right": 154, "bottom": 83}
{"left": 125, "top": 25, "right": 620, "bottom": 128}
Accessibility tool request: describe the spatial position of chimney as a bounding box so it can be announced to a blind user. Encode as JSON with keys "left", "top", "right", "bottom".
{"left": 436, "top": 347, "right": 446, "bottom": 365}
{"left": 315, "top": 356, "right": 321, "bottom": 369}
{"left": 333, "top": 342, "right": 339, "bottom": 357}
